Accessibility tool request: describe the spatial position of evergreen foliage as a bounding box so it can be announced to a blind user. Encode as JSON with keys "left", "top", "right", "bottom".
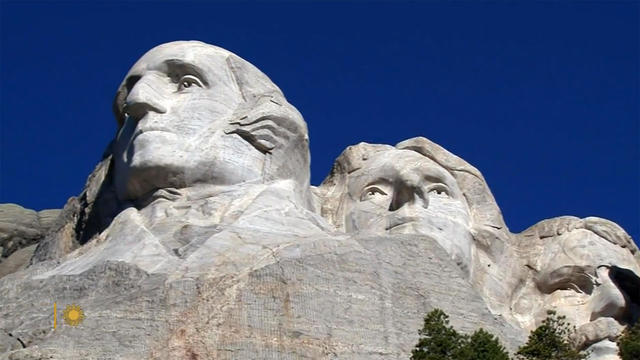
{"left": 411, "top": 309, "right": 510, "bottom": 360}
{"left": 618, "top": 321, "right": 640, "bottom": 360}
{"left": 411, "top": 309, "right": 464, "bottom": 360}
{"left": 515, "top": 310, "right": 586, "bottom": 360}
{"left": 458, "top": 328, "right": 510, "bottom": 360}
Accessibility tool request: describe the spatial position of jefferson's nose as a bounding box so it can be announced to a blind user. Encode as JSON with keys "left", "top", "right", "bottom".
{"left": 389, "top": 181, "right": 427, "bottom": 212}
{"left": 589, "top": 266, "right": 630, "bottom": 322}
{"left": 124, "top": 74, "right": 168, "bottom": 120}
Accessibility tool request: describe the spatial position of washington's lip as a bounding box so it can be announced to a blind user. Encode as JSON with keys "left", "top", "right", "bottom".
{"left": 386, "top": 216, "right": 420, "bottom": 231}
{"left": 132, "top": 127, "right": 174, "bottom": 140}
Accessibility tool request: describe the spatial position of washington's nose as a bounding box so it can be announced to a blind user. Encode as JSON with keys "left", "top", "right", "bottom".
{"left": 589, "top": 266, "right": 633, "bottom": 322}
{"left": 124, "top": 74, "right": 167, "bottom": 120}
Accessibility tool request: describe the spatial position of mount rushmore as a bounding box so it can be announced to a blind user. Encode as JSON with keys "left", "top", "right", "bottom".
{"left": 1, "top": 41, "right": 638, "bottom": 360}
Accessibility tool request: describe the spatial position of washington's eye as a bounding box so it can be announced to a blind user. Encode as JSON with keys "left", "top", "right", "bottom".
{"left": 360, "top": 186, "right": 388, "bottom": 201}
{"left": 426, "top": 183, "right": 450, "bottom": 197}
{"left": 178, "top": 75, "right": 204, "bottom": 91}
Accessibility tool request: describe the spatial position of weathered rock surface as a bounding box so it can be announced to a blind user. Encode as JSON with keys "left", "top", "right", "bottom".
{"left": 511, "top": 216, "right": 640, "bottom": 359}
{"left": 0, "top": 234, "right": 523, "bottom": 360}
{"left": 0, "top": 204, "right": 60, "bottom": 277}
{"left": 1, "top": 40, "right": 638, "bottom": 360}
{"left": 0, "top": 245, "right": 37, "bottom": 279}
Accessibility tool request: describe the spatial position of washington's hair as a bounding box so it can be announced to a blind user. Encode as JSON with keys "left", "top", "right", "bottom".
{"left": 224, "top": 53, "right": 310, "bottom": 190}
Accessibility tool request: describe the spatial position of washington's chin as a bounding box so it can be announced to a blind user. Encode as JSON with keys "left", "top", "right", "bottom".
{"left": 116, "top": 164, "right": 187, "bottom": 201}
{"left": 386, "top": 220, "right": 419, "bottom": 233}
{"left": 115, "top": 149, "right": 191, "bottom": 201}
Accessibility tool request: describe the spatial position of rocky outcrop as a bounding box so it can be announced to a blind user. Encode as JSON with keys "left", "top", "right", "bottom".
{"left": 1, "top": 40, "right": 637, "bottom": 360}
{"left": 0, "top": 204, "right": 60, "bottom": 277}
{"left": 30, "top": 155, "right": 117, "bottom": 266}
{"left": 0, "top": 234, "right": 524, "bottom": 360}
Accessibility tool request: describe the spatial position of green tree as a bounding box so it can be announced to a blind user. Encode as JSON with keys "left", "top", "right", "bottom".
{"left": 618, "top": 321, "right": 640, "bottom": 360}
{"left": 411, "top": 309, "right": 465, "bottom": 360}
{"left": 411, "top": 309, "right": 511, "bottom": 360}
{"left": 458, "top": 328, "right": 510, "bottom": 360}
{"left": 516, "top": 310, "right": 586, "bottom": 360}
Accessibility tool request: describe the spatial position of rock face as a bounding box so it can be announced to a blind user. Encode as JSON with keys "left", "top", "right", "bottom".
{"left": 0, "top": 204, "right": 60, "bottom": 278}
{"left": 1, "top": 41, "right": 638, "bottom": 360}
{"left": 0, "top": 235, "right": 524, "bottom": 359}
{"left": 511, "top": 216, "right": 640, "bottom": 360}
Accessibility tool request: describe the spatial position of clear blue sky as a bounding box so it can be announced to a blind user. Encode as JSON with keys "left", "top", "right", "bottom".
{"left": 1, "top": 2, "right": 638, "bottom": 243}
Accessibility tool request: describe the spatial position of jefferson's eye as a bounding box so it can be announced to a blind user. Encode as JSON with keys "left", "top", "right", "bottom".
{"left": 426, "top": 184, "right": 450, "bottom": 197}
{"left": 360, "top": 186, "right": 388, "bottom": 201}
{"left": 178, "top": 75, "right": 204, "bottom": 91}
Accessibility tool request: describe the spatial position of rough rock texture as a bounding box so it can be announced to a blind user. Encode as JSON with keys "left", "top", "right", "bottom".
{"left": 316, "top": 137, "right": 640, "bottom": 360}
{"left": 317, "top": 137, "right": 516, "bottom": 319}
{"left": 511, "top": 216, "right": 640, "bottom": 359}
{"left": 1, "top": 40, "right": 638, "bottom": 360}
{"left": 0, "top": 204, "right": 60, "bottom": 277}
{"left": 0, "top": 245, "right": 37, "bottom": 279}
{"left": 30, "top": 155, "right": 116, "bottom": 266}
{"left": 0, "top": 235, "right": 523, "bottom": 360}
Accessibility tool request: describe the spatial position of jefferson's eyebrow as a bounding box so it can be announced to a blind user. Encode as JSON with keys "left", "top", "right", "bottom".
{"left": 422, "top": 167, "right": 462, "bottom": 195}
{"left": 163, "top": 59, "right": 210, "bottom": 86}
{"left": 422, "top": 165, "right": 454, "bottom": 184}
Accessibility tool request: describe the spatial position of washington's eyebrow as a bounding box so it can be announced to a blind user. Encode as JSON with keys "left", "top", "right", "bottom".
{"left": 163, "top": 59, "right": 209, "bottom": 86}
{"left": 363, "top": 177, "right": 393, "bottom": 188}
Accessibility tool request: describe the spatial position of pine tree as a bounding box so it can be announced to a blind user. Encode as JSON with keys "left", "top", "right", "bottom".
{"left": 458, "top": 328, "right": 510, "bottom": 360}
{"left": 618, "top": 321, "right": 640, "bottom": 360}
{"left": 411, "top": 309, "right": 511, "bottom": 360}
{"left": 516, "top": 310, "right": 586, "bottom": 360}
{"left": 411, "top": 309, "right": 465, "bottom": 360}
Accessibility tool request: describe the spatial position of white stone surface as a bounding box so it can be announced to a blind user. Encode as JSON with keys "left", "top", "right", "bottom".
{"left": 36, "top": 180, "right": 331, "bottom": 279}
{"left": 512, "top": 216, "right": 640, "bottom": 357}
{"left": 317, "top": 142, "right": 475, "bottom": 274}
{"left": 317, "top": 138, "right": 640, "bottom": 359}
{"left": 317, "top": 137, "right": 517, "bottom": 317}
{"left": 1, "top": 41, "right": 638, "bottom": 360}
{"left": 113, "top": 41, "right": 312, "bottom": 210}
{"left": 0, "top": 204, "right": 60, "bottom": 277}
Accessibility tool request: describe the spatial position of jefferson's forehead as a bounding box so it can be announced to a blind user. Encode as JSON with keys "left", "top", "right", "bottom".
{"left": 370, "top": 149, "right": 438, "bottom": 165}
{"left": 366, "top": 149, "right": 452, "bottom": 178}
{"left": 348, "top": 149, "right": 457, "bottom": 188}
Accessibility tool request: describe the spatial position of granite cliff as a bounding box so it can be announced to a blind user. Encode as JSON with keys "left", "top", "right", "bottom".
{"left": 1, "top": 41, "right": 637, "bottom": 360}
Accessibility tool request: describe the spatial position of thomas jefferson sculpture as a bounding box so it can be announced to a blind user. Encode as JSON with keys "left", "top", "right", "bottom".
{"left": 317, "top": 137, "right": 515, "bottom": 307}
{"left": 319, "top": 139, "right": 489, "bottom": 274}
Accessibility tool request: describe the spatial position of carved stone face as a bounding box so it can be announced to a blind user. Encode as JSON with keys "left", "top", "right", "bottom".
{"left": 513, "top": 230, "right": 640, "bottom": 357}
{"left": 341, "top": 149, "right": 473, "bottom": 264}
{"left": 113, "top": 42, "right": 265, "bottom": 201}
